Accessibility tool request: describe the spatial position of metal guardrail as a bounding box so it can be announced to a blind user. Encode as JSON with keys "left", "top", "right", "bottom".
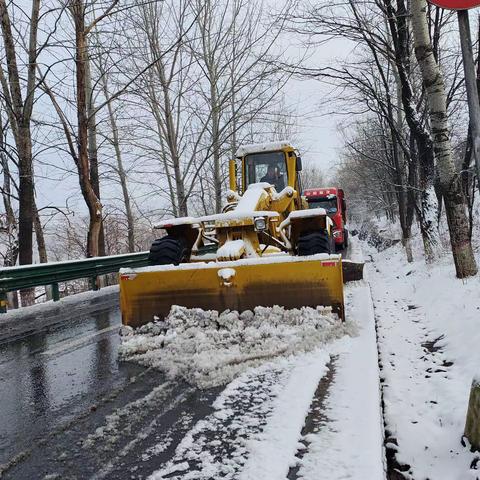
{"left": 0, "top": 252, "right": 150, "bottom": 313}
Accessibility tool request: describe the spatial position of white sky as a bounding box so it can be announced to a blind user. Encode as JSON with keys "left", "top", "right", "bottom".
{"left": 288, "top": 76, "right": 346, "bottom": 171}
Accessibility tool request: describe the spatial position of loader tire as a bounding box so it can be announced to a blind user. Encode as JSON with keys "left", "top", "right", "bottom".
{"left": 148, "top": 236, "right": 189, "bottom": 266}
{"left": 297, "top": 231, "right": 332, "bottom": 256}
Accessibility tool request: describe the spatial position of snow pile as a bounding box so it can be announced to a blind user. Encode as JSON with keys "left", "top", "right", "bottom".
{"left": 234, "top": 183, "right": 267, "bottom": 213}
{"left": 119, "top": 305, "right": 352, "bottom": 388}
{"left": 216, "top": 239, "right": 246, "bottom": 260}
{"left": 235, "top": 140, "right": 292, "bottom": 156}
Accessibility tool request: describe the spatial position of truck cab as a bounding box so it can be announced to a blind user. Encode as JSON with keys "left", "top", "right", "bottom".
{"left": 304, "top": 187, "right": 348, "bottom": 250}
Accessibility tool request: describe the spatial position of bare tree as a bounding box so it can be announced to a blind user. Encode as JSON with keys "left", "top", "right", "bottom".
{"left": 0, "top": 0, "right": 40, "bottom": 304}
{"left": 411, "top": 0, "right": 477, "bottom": 278}
{"left": 41, "top": 1, "right": 120, "bottom": 258}
{"left": 128, "top": 0, "right": 199, "bottom": 217}
{"left": 286, "top": 0, "right": 471, "bottom": 264}
{"left": 85, "top": 44, "right": 106, "bottom": 256}
{"left": 192, "top": 0, "right": 292, "bottom": 212}
{"left": 0, "top": 113, "right": 17, "bottom": 270}
{"left": 126, "top": 0, "right": 291, "bottom": 219}
{"left": 95, "top": 55, "right": 136, "bottom": 252}
{"left": 302, "top": 161, "right": 325, "bottom": 190}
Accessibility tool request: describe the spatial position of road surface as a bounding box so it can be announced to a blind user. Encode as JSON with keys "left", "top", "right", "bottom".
{"left": 0, "top": 243, "right": 384, "bottom": 479}
{"left": 0, "top": 304, "right": 222, "bottom": 479}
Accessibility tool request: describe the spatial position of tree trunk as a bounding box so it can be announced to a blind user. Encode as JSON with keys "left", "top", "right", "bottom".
{"left": 416, "top": 136, "right": 442, "bottom": 263}
{"left": 384, "top": 0, "right": 442, "bottom": 263}
{"left": 17, "top": 126, "right": 35, "bottom": 306}
{"left": 33, "top": 204, "right": 52, "bottom": 300}
{"left": 85, "top": 47, "right": 105, "bottom": 256}
{"left": 458, "top": 10, "right": 480, "bottom": 190}
{"left": 103, "top": 82, "right": 136, "bottom": 252}
{"left": 147, "top": 84, "right": 179, "bottom": 216}
{"left": 411, "top": 0, "right": 477, "bottom": 278}
{"left": 33, "top": 207, "right": 47, "bottom": 264}
{"left": 71, "top": 1, "right": 102, "bottom": 258}
{"left": 158, "top": 70, "right": 188, "bottom": 217}
{"left": 0, "top": 0, "right": 40, "bottom": 305}
{"left": 1, "top": 147, "right": 19, "bottom": 308}
{"left": 404, "top": 135, "right": 417, "bottom": 263}
{"left": 210, "top": 80, "right": 222, "bottom": 213}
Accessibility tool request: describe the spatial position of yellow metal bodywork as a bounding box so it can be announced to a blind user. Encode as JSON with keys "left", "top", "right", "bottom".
{"left": 229, "top": 159, "right": 236, "bottom": 191}
{"left": 120, "top": 255, "right": 344, "bottom": 328}
{"left": 121, "top": 143, "right": 346, "bottom": 327}
{"left": 216, "top": 183, "right": 294, "bottom": 255}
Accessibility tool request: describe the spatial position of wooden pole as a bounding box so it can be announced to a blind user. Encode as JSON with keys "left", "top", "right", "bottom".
{"left": 465, "top": 378, "right": 480, "bottom": 451}
{"left": 458, "top": 9, "right": 480, "bottom": 186}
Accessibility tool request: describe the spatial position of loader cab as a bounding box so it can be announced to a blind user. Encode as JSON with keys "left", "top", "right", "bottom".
{"left": 244, "top": 151, "right": 287, "bottom": 192}
{"left": 233, "top": 142, "right": 303, "bottom": 195}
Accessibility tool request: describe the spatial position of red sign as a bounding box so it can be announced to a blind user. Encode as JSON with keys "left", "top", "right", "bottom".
{"left": 429, "top": 0, "right": 480, "bottom": 9}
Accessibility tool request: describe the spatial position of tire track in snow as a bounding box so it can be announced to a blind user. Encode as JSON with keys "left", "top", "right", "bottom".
{"left": 148, "top": 364, "right": 289, "bottom": 480}
{"left": 287, "top": 359, "right": 336, "bottom": 480}
{"left": 287, "top": 282, "right": 385, "bottom": 480}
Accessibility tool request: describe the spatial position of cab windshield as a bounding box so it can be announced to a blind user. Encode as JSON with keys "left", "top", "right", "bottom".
{"left": 245, "top": 151, "right": 287, "bottom": 192}
{"left": 308, "top": 197, "right": 338, "bottom": 214}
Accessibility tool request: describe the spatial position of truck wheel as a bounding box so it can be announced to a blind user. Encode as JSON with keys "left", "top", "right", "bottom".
{"left": 148, "top": 236, "right": 189, "bottom": 265}
{"left": 344, "top": 229, "right": 349, "bottom": 249}
{"left": 297, "top": 231, "right": 332, "bottom": 256}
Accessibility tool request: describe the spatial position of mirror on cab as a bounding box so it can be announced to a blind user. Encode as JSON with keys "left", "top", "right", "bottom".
{"left": 296, "top": 156, "right": 302, "bottom": 172}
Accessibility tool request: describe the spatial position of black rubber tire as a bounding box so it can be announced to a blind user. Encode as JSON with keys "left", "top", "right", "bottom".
{"left": 344, "top": 229, "right": 349, "bottom": 249}
{"left": 297, "top": 231, "right": 332, "bottom": 256}
{"left": 148, "top": 236, "right": 189, "bottom": 266}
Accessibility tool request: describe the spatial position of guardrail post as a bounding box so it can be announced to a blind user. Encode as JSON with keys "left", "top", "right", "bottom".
{"left": 52, "top": 283, "right": 60, "bottom": 302}
{"left": 90, "top": 276, "right": 99, "bottom": 291}
{"left": 0, "top": 292, "right": 7, "bottom": 313}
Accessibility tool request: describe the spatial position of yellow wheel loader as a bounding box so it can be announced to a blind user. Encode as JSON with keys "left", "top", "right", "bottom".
{"left": 120, "top": 142, "right": 346, "bottom": 328}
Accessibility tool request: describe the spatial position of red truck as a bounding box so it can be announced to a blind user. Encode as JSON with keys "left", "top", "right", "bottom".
{"left": 304, "top": 187, "right": 348, "bottom": 250}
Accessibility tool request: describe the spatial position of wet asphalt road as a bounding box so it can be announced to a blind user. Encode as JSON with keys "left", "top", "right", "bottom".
{"left": 0, "top": 304, "right": 219, "bottom": 480}
{"left": 0, "top": 245, "right": 354, "bottom": 479}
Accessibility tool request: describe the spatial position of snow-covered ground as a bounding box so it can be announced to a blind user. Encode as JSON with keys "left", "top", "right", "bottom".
{"left": 120, "top": 271, "right": 385, "bottom": 479}
{"left": 370, "top": 240, "right": 480, "bottom": 479}
{"left": 46, "top": 227, "right": 478, "bottom": 479}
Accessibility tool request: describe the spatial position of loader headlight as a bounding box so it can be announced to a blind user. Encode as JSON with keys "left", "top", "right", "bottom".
{"left": 254, "top": 216, "right": 267, "bottom": 232}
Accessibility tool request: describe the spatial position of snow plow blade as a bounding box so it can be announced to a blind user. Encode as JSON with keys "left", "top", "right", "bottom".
{"left": 342, "top": 260, "right": 364, "bottom": 283}
{"left": 120, "top": 255, "right": 345, "bottom": 328}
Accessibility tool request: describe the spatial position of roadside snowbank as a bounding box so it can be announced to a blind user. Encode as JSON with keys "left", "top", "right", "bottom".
{"left": 371, "top": 242, "right": 480, "bottom": 479}
{"left": 295, "top": 282, "right": 385, "bottom": 480}
{"left": 119, "top": 305, "right": 353, "bottom": 388}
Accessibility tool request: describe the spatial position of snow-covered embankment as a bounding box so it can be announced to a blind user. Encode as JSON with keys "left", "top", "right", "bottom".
{"left": 371, "top": 242, "right": 480, "bottom": 479}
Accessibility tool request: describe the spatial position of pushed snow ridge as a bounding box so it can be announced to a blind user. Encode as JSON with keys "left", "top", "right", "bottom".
{"left": 119, "top": 305, "right": 353, "bottom": 388}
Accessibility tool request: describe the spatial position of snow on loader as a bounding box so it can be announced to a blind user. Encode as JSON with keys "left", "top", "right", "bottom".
{"left": 120, "top": 141, "right": 346, "bottom": 328}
